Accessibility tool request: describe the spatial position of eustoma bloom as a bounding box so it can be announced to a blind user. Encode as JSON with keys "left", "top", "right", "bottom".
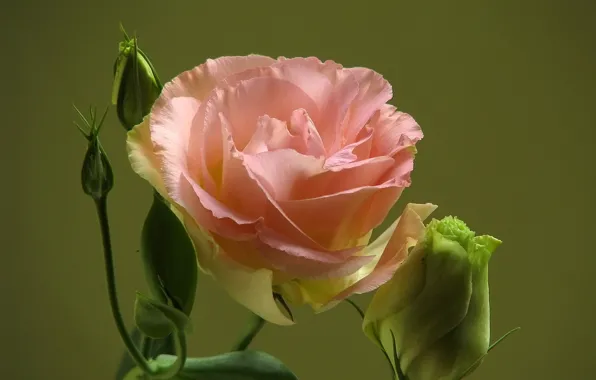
{"left": 127, "top": 55, "right": 432, "bottom": 325}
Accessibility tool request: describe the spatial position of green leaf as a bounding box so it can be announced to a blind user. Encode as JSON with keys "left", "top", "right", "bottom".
{"left": 152, "top": 351, "right": 299, "bottom": 380}
{"left": 134, "top": 293, "right": 192, "bottom": 339}
{"left": 141, "top": 192, "right": 198, "bottom": 315}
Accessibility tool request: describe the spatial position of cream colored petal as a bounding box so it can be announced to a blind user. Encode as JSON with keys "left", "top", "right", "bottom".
{"left": 209, "top": 256, "right": 294, "bottom": 326}
{"left": 126, "top": 117, "right": 167, "bottom": 197}
{"left": 181, "top": 210, "right": 294, "bottom": 326}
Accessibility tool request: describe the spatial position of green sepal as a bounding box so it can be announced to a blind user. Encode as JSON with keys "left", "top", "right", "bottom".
{"left": 134, "top": 292, "right": 192, "bottom": 339}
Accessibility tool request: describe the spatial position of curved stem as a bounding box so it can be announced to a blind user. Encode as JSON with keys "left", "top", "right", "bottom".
{"left": 95, "top": 197, "right": 154, "bottom": 375}
{"left": 152, "top": 331, "right": 188, "bottom": 379}
{"left": 231, "top": 314, "right": 266, "bottom": 351}
{"left": 95, "top": 196, "right": 189, "bottom": 379}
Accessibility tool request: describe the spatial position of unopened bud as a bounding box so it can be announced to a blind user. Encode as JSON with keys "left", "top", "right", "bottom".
{"left": 78, "top": 106, "right": 114, "bottom": 201}
{"left": 112, "top": 31, "right": 161, "bottom": 131}
{"left": 363, "top": 216, "right": 501, "bottom": 380}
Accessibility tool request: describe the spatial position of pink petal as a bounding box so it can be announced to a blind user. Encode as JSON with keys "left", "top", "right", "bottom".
{"left": 279, "top": 183, "right": 403, "bottom": 250}
{"left": 243, "top": 149, "right": 325, "bottom": 201}
{"left": 243, "top": 115, "right": 292, "bottom": 155}
{"left": 295, "top": 156, "right": 395, "bottom": 200}
{"left": 241, "top": 110, "right": 326, "bottom": 158}
{"left": 340, "top": 67, "right": 393, "bottom": 147}
{"left": 242, "top": 155, "right": 378, "bottom": 278}
{"left": 148, "top": 56, "right": 275, "bottom": 198}
{"left": 218, "top": 114, "right": 270, "bottom": 219}
{"left": 369, "top": 105, "right": 423, "bottom": 158}
{"left": 323, "top": 147, "right": 357, "bottom": 167}
{"left": 288, "top": 109, "right": 326, "bottom": 158}
{"left": 256, "top": 233, "right": 374, "bottom": 279}
{"left": 178, "top": 55, "right": 276, "bottom": 102}
{"left": 177, "top": 170, "right": 258, "bottom": 240}
{"left": 331, "top": 203, "right": 438, "bottom": 302}
{"left": 211, "top": 57, "right": 362, "bottom": 154}
{"left": 257, "top": 224, "right": 363, "bottom": 264}
{"left": 377, "top": 145, "right": 417, "bottom": 186}
{"left": 324, "top": 126, "right": 374, "bottom": 168}
{"left": 348, "top": 125, "right": 375, "bottom": 161}
{"left": 205, "top": 199, "right": 374, "bottom": 279}
{"left": 272, "top": 58, "right": 360, "bottom": 152}
{"left": 210, "top": 233, "right": 273, "bottom": 270}
{"left": 201, "top": 75, "right": 320, "bottom": 152}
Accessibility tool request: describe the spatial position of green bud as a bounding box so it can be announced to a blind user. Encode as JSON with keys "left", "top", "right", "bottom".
{"left": 363, "top": 216, "right": 501, "bottom": 380}
{"left": 78, "top": 106, "right": 114, "bottom": 201}
{"left": 112, "top": 30, "right": 162, "bottom": 131}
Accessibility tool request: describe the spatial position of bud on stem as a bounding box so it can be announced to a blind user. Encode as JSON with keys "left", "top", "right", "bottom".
{"left": 112, "top": 27, "right": 162, "bottom": 131}
{"left": 76, "top": 105, "right": 114, "bottom": 201}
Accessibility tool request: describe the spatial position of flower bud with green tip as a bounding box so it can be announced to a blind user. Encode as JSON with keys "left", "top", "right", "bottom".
{"left": 363, "top": 216, "right": 501, "bottom": 380}
{"left": 112, "top": 30, "right": 162, "bottom": 131}
{"left": 78, "top": 107, "right": 114, "bottom": 201}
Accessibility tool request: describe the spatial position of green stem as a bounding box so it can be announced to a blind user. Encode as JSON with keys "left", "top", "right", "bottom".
{"left": 154, "top": 331, "right": 188, "bottom": 379}
{"left": 95, "top": 197, "right": 154, "bottom": 375}
{"left": 95, "top": 196, "right": 189, "bottom": 379}
{"left": 231, "top": 314, "right": 266, "bottom": 351}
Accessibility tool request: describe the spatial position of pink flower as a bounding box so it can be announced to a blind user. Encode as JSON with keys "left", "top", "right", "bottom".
{"left": 127, "top": 55, "right": 435, "bottom": 325}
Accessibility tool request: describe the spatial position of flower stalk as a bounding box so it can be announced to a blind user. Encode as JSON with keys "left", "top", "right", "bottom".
{"left": 231, "top": 314, "right": 266, "bottom": 351}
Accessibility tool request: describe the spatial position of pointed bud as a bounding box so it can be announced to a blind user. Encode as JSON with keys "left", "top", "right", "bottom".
{"left": 78, "top": 107, "right": 114, "bottom": 201}
{"left": 363, "top": 216, "right": 501, "bottom": 380}
{"left": 112, "top": 31, "right": 161, "bottom": 131}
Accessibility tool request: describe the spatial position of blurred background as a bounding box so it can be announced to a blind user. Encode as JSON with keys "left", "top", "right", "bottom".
{"left": 3, "top": 0, "right": 595, "bottom": 379}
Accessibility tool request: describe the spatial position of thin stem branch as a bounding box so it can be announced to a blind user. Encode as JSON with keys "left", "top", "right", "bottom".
{"left": 232, "top": 314, "right": 266, "bottom": 351}
{"left": 95, "top": 197, "right": 154, "bottom": 375}
{"left": 344, "top": 298, "right": 365, "bottom": 320}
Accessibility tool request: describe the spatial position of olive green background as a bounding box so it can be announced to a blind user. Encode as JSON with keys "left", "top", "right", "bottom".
{"left": 4, "top": 0, "right": 595, "bottom": 379}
